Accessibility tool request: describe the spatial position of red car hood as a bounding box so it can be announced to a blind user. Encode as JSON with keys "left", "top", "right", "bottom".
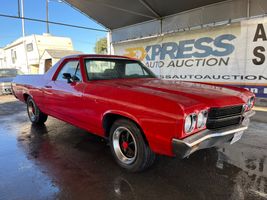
{"left": 100, "top": 78, "right": 251, "bottom": 109}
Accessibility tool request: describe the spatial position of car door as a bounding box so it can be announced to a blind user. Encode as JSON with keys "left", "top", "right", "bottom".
{"left": 43, "top": 59, "right": 86, "bottom": 124}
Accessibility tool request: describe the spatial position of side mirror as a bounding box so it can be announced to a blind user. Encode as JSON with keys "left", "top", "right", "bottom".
{"left": 62, "top": 73, "right": 73, "bottom": 83}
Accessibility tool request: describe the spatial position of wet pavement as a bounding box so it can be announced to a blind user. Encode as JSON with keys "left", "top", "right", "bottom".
{"left": 0, "top": 95, "right": 267, "bottom": 200}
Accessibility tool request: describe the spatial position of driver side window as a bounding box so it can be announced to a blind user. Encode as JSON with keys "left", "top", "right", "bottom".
{"left": 57, "top": 60, "right": 81, "bottom": 82}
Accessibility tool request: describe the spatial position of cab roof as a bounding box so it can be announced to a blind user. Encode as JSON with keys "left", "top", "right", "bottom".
{"left": 63, "top": 54, "right": 136, "bottom": 60}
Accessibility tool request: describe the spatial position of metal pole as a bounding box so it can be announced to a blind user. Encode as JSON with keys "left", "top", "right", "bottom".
{"left": 20, "top": 0, "right": 29, "bottom": 73}
{"left": 247, "top": 0, "right": 250, "bottom": 19}
{"left": 18, "top": 0, "right": 21, "bottom": 17}
{"left": 46, "top": 0, "right": 49, "bottom": 33}
{"left": 21, "top": 0, "right": 25, "bottom": 37}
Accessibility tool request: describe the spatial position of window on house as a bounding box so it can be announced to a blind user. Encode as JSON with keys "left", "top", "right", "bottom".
{"left": 26, "top": 43, "right": 33, "bottom": 52}
{"left": 11, "top": 50, "right": 17, "bottom": 64}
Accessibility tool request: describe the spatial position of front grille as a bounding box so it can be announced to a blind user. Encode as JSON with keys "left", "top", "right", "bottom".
{"left": 207, "top": 105, "right": 244, "bottom": 130}
{"left": 208, "top": 105, "right": 244, "bottom": 119}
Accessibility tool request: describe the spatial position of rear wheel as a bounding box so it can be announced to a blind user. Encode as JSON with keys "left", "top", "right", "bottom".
{"left": 27, "top": 96, "right": 48, "bottom": 125}
{"left": 109, "top": 119, "right": 155, "bottom": 172}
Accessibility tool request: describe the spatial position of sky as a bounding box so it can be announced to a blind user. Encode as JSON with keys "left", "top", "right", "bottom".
{"left": 0, "top": 0, "right": 107, "bottom": 53}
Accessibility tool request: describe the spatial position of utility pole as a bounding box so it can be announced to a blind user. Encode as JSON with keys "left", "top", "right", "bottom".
{"left": 20, "top": 0, "right": 29, "bottom": 73}
{"left": 46, "top": 0, "right": 49, "bottom": 33}
{"left": 21, "top": 0, "right": 25, "bottom": 38}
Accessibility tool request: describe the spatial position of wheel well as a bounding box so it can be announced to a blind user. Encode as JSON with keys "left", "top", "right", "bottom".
{"left": 23, "top": 93, "right": 30, "bottom": 102}
{"left": 102, "top": 113, "right": 149, "bottom": 145}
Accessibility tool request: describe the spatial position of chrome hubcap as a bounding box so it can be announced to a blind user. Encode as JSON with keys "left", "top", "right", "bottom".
{"left": 113, "top": 127, "right": 137, "bottom": 165}
{"left": 28, "top": 100, "right": 36, "bottom": 121}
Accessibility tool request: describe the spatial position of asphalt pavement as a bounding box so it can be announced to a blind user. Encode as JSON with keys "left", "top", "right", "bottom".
{"left": 0, "top": 95, "right": 267, "bottom": 200}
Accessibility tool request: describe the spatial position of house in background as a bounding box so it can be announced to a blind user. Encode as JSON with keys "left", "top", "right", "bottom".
{"left": 1, "top": 33, "right": 76, "bottom": 74}
{"left": 39, "top": 49, "right": 82, "bottom": 74}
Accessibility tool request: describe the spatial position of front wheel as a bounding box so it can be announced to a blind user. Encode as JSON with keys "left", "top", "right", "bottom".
{"left": 27, "top": 96, "right": 48, "bottom": 125}
{"left": 109, "top": 119, "right": 156, "bottom": 172}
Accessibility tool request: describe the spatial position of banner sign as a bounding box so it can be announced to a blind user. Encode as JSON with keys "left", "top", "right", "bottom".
{"left": 114, "top": 17, "right": 267, "bottom": 98}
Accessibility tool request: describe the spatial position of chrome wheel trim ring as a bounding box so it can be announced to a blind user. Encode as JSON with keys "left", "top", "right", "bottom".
{"left": 112, "top": 126, "right": 137, "bottom": 165}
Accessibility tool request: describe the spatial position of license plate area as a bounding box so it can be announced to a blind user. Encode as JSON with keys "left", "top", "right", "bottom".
{"left": 230, "top": 131, "right": 244, "bottom": 144}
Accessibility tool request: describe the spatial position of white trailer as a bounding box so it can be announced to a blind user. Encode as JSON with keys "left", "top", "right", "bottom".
{"left": 2, "top": 34, "right": 74, "bottom": 74}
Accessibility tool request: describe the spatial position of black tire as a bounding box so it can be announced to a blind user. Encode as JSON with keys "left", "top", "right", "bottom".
{"left": 109, "top": 119, "right": 156, "bottom": 172}
{"left": 26, "top": 96, "right": 48, "bottom": 125}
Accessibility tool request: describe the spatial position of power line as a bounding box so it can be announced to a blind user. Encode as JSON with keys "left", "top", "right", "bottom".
{"left": 0, "top": 13, "right": 108, "bottom": 32}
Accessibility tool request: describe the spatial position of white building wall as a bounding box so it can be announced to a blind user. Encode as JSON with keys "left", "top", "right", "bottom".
{"left": 0, "top": 49, "right": 4, "bottom": 68}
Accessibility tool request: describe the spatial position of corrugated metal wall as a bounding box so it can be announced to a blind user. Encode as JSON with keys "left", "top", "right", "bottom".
{"left": 111, "top": 0, "right": 267, "bottom": 43}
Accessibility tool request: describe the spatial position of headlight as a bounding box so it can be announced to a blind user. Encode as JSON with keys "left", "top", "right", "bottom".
{"left": 247, "top": 96, "right": 255, "bottom": 109}
{"left": 197, "top": 110, "right": 208, "bottom": 128}
{"left": 184, "top": 113, "right": 197, "bottom": 134}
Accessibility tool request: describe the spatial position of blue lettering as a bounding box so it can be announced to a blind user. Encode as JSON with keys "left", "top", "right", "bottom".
{"left": 193, "top": 37, "right": 213, "bottom": 58}
{"left": 150, "top": 44, "right": 162, "bottom": 60}
{"left": 176, "top": 39, "right": 195, "bottom": 59}
{"left": 160, "top": 42, "right": 177, "bottom": 60}
{"left": 145, "top": 46, "right": 152, "bottom": 60}
{"left": 144, "top": 34, "right": 236, "bottom": 61}
{"left": 213, "top": 34, "right": 236, "bottom": 56}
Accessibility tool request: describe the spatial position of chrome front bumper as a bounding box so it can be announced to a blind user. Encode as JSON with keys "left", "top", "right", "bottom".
{"left": 172, "top": 110, "right": 255, "bottom": 158}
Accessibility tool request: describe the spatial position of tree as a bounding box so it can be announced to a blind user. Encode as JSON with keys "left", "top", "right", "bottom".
{"left": 94, "top": 37, "right": 107, "bottom": 54}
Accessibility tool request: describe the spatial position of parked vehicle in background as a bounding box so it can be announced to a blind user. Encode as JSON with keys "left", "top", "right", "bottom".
{"left": 12, "top": 54, "right": 255, "bottom": 172}
{"left": 0, "top": 68, "right": 23, "bottom": 95}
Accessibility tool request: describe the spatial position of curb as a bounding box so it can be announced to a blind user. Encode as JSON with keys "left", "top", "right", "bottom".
{"left": 255, "top": 98, "right": 267, "bottom": 108}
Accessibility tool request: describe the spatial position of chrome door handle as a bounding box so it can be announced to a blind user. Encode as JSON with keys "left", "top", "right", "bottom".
{"left": 44, "top": 85, "right": 52, "bottom": 88}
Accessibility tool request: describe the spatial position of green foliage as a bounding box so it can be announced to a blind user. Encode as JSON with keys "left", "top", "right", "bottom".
{"left": 94, "top": 37, "right": 107, "bottom": 54}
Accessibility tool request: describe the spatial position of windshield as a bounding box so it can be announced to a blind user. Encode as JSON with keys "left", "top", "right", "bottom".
{"left": 0, "top": 69, "right": 23, "bottom": 77}
{"left": 84, "top": 59, "right": 156, "bottom": 80}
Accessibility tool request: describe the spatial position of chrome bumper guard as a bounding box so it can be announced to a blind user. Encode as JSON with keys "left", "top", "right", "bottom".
{"left": 172, "top": 110, "right": 255, "bottom": 158}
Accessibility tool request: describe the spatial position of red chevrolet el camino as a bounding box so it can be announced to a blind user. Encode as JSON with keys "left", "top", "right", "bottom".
{"left": 12, "top": 54, "right": 255, "bottom": 172}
